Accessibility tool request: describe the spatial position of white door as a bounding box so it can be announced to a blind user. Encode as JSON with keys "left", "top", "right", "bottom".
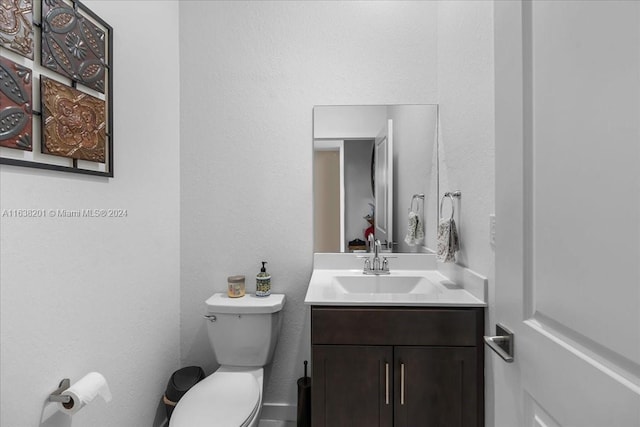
{"left": 493, "top": 1, "right": 640, "bottom": 426}
{"left": 374, "top": 119, "right": 394, "bottom": 246}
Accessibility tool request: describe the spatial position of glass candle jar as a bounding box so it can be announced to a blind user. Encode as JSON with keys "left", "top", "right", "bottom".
{"left": 227, "top": 275, "right": 245, "bottom": 298}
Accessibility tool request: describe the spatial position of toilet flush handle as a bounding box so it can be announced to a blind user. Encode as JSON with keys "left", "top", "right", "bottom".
{"left": 204, "top": 314, "right": 217, "bottom": 322}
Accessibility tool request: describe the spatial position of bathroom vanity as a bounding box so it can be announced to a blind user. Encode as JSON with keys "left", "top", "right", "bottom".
{"left": 305, "top": 254, "right": 486, "bottom": 427}
{"left": 311, "top": 306, "right": 483, "bottom": 427}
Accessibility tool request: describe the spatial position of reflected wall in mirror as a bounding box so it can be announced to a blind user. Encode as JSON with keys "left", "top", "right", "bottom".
{"left": 313, "top": 105, "right": 438, "bottom": 254}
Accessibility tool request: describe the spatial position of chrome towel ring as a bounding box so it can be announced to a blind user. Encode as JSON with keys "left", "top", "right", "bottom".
{"left": 440, "top": 191, "right": 461, "bottom": 219}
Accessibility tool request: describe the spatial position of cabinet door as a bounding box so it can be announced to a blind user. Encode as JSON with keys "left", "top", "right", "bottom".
{"left": 312, "top": 345, "right": 393, "bottom": 427}
{"left": 394, "top": 347, "right": 478, "bottom": 427}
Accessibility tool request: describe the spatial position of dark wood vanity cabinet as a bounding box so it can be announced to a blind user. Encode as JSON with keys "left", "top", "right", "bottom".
{"left": 313, "top": 345, "right": 394, "bottom": 426}
{"left": 311, "top": 306, "right": 484, "bottom": 427}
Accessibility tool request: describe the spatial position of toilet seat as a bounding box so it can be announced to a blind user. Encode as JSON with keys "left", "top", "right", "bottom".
{"left": 169, "top": 370, "right": 261, "bottom": 427}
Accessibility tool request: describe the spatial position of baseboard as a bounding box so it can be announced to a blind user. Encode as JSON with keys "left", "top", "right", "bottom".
{"left": 260, "top": 403, "right": 296, "bottom": 422}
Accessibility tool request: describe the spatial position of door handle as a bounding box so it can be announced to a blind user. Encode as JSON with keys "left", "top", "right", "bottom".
{"left": 484, "top": 323, "right": 514, "bottom": 363}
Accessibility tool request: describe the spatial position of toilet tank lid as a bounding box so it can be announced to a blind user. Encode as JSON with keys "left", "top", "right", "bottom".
{"left": 205, "top": 293, "right": 286, "bottom": 314}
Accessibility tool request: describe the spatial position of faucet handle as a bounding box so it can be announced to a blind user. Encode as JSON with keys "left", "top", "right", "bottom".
{"left": 381, "top": 256, "right": 397, "bottom": 272}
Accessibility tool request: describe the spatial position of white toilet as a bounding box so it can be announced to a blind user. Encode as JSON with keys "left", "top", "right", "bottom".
{"left": 170, "top": 293, "right": 286, "bottom": 427}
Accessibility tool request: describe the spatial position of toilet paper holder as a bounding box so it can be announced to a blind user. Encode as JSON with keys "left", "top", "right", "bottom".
{"left": 48, "top": 379, "right": 72, "bottom": 404}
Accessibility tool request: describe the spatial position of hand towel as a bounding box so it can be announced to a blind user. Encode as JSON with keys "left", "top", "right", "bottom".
{"left": 404, "top": 210, "right": 424, "bottom": 246}
{"left": 437, "top": 217, "right": 459, "bottom": 262}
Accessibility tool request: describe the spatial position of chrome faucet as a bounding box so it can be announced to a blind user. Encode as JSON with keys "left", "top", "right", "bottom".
{"left": 362, "top": 235, "right": 390, "bottom": 275}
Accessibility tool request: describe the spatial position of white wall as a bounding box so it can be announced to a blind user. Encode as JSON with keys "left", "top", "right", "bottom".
{"left": 0, "top": 2, "right": 181, "bottom": 426}
{"left": 436, "top": 0, "right": 495, "bottom": 424}
{"left": 437, "top": 0, "right": 495, "bottom": 274}
{"left": 179, "top": 0, "right": 438, "bottom": 411}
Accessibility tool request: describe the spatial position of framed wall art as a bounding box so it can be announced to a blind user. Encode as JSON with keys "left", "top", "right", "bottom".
{"left": 0, "top": 0, "right": 113, "bottom": 178}
{"left": 0, "top": 0, "right": 35, "bottom": 60}
{"left": 0, "top": 56, "right": 33, "bottom": 151}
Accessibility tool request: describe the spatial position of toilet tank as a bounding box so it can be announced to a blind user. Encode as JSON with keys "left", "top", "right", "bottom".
{"left": 204, "top": 293, "right": 285, "bottom": 367}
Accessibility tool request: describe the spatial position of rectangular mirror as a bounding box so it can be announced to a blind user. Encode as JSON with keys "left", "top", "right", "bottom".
{"left": 313, "top": 105, "right": 438, "bottom": 254}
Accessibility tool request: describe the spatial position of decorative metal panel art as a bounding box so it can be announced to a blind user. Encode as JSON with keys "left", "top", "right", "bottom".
{"left": 41, "top": 0, "right": 106, "bottom": 93}
{"left": 0, "top": 0, "right": 34, "bottom": 59}
{"left": 41, "top": 76, "right": 105, "bottom": 162}
{"left": 0, "top": 55, "right": 32, "bottom": 150}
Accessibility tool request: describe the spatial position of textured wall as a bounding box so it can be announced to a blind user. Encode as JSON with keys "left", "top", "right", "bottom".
{"left": 179, "top": 0, "right": 438, "bottom": 408}
{"left": 437, "top": 0, "right": 495, "bottom": 276}
{"left": 0, "top": 2, "right": 181, "bottom": 426}
{"left": 436, "top": 1, "right": 495, "bottom": 424}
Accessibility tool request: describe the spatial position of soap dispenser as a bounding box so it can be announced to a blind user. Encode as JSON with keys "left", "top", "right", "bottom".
{"left": 256, "top": 261, "right": 271, "bottom": 297}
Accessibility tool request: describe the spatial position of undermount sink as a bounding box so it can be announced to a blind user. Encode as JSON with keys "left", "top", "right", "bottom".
{"left": 332, "top": 275, "right": 438, "bottom": 294}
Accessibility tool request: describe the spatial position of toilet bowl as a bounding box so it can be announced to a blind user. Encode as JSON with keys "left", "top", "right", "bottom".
{"left": 169, "top": 293, "right": 285, "bottom": 427}
{"left": 169, "top": 367, "right": 263, "bottom": 427}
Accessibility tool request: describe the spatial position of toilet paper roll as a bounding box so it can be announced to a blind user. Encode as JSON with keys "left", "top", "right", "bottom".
{"left": 58, "top": 372, "right": 112, "bottom": 415}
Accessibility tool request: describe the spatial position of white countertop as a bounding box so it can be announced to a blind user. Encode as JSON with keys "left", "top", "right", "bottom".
{"left": 304, "top": 254, "right": 487, "bottom": 307}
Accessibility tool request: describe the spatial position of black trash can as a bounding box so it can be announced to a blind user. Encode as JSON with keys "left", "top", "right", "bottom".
{"left": 163, "top": 366, "right": 205, "bottom": 421}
